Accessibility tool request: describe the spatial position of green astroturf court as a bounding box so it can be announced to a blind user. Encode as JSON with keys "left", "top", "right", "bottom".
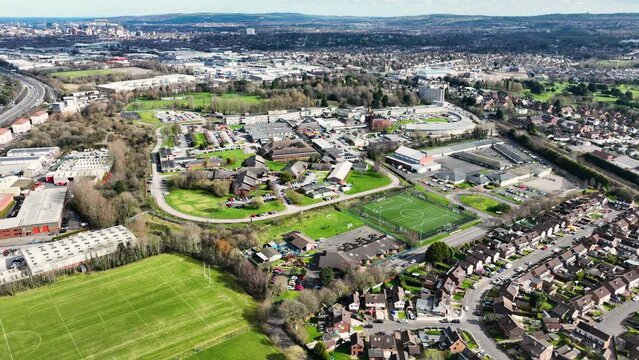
{"left": 358, "top": 193, "right": 469, "bottom": 235}
{"left": 0, "top": 254, "right": 273, "bottom": 360}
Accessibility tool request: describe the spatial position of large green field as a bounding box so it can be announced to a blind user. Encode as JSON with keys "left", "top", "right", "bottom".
{"left": 344, "top": 170, "right": 391, "bottom": 194}
{"left": 257, "top": 207, "right": 364, "bottom": 242}
{"left": 0, "top": 254, "right": 278, "bottom": 360}
{"left": 459, "top": 194, "right": 510, "bottom": 216}
{"left": 197, "top": 149, "right": 253, "bottom": 170}
{"left": 126, "top": 93, "right": 264, "bottom": 113}
{"left": 165, "top": 188, "right": 285, "bottom": 219}
{"left": 358, "top": 193, "right": 470, "bottom": 236}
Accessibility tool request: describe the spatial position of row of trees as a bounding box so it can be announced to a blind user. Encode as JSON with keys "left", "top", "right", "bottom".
{"left": 505, "top": 128, "right": 612, "bottom": 189}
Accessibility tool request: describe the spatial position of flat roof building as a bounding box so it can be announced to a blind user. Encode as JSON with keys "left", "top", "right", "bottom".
{"left": 22, "top": 225, "right": 137, "bottom": 276}
{"left": 0, "top": 187, "right": 67, "bottom": 239}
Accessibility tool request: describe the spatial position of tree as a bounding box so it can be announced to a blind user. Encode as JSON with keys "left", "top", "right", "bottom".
{"left": 283, "top": 345, "right": 306, "bottom": 360}
{"left": 312, "top": 341, "right": 330, "bottom": 360}
{"left": 424, "top": 242, "right": 453, "bottom": 264}
{"left": 279, "top": 171, "right": 294, "bottom": 184}
{"left": 320, "top": 267, "right": 334, "bottom": 285}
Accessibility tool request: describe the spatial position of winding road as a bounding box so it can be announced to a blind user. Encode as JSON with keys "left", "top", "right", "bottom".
{"left": 0, "top": 68, "right": 48, "bottom": 127}
{"left": 150, "top": 127, "right": 402, "bottom": 223}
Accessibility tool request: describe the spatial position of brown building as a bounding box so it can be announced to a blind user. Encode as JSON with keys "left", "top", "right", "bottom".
{"left": 262, "top": 139, "right": 319, "bottom": 161}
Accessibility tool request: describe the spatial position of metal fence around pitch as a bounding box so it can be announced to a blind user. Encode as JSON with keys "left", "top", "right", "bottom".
{"left": 350, "top": 189, "right": 477, "bottom": 240}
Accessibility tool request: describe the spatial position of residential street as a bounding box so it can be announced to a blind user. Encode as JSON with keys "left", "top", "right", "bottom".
{"left": 596, "top": 297, "right": 639, "bottom": 336}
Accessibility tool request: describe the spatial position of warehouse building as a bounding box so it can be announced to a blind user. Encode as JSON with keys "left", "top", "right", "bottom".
{"left": 386, "top": 146, "right": 441, "bottom": 173}
{"left": 46, "top": 149, "right": 112, "bottom": 185}
{"left": 327, "top": 161, "right": 353, "bottom": 183}
{"left": 21, "top": 225, "right": 137, "bottom": 276}
{"left": 0, "top": 187, "right": 67, "bottom": 239}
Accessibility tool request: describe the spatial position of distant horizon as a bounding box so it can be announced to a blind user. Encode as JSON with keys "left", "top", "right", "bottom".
{"left": 1, "top": 10, "right": 639, "bottom": 21}
{"left": 0, "top": 0, "right": 638, "bottom": 18}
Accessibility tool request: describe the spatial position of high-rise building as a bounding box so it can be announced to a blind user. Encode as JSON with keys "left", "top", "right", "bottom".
{"left": 419, "top": 82, "right": 448, "bottom": 104}
{"left": 246, "top": 28, "right": 256, "bottom": 35}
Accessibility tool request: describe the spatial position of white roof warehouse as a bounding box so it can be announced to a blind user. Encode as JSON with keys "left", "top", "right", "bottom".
{"left": 22, "top": 225, "right": 137, "bottom": 276}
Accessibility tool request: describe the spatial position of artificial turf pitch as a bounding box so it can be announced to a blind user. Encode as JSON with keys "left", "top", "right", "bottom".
{"left": 359, "top": 193, "right": 467, "bottom": 235}
{"left": 0, "top": 254, "right": 273, "bottom": 360}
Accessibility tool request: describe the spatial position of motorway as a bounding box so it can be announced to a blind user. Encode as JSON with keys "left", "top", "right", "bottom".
{"left": 149, "top": 127, "right": 402, "bottom": 223}
{"left": 0, "top": 68, "right": 48, "bottom": 127}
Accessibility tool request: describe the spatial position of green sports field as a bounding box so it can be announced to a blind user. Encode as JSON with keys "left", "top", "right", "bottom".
{"left": 0, "top": 254, "right": 277, "bottom": 360}
{"left": 126, "top": 93, "right": 264, "bottom": 113}
{"left": 358, "top": 193, "right": 469, "bottom": 236}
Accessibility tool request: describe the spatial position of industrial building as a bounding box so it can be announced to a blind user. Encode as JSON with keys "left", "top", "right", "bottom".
{"left": 0, "top": 187, "right": 67, "bottom": 239}
{"left": 46, "top": 149, "right": 112, "bottom": 185}
{"left": 96, "top": 74, "right": 197, "bottom": 93}
{"left": 386, "top": 146, "right": 441, "bottom": 173}
{"left": 21, "top": 225, "right": 137, "bottom": 276}
{"left": 245, "top": 122, "right": 293, "bottom": 143}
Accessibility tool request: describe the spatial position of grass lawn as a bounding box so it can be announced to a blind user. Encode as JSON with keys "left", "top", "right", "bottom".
{"left": 460, "top": 194, "right": 511, "bottom": 216}
{"left": 285, "top": 189, "right": 322, "bottom": 206}
{"left": 306, "top": 324, "right": 323, "bottom": 342}
{"left": 0, "top": 254, "right": 270, "bottom": 360}
{"left": 274, "top": 290, "right": 301, "bottom": 303}
{"left": 332, "top": 344, "right": 352, "bottom": 360}
{"left": 192, "top": 133, "right": 208, "bottom": 148}
{"left": 165, "top": 189, "right": 285, "bottom": 219}
{"left": 266, "top": 160, "right": 287, "bottom": 171}
{"left": 188, "top": 329, "right": 283, "bottom": 360}
{"left": 161, "top": 126, "right": 176, "bottom": 147}
{"left": 358, "top": 193, "right": 470, "bottom": 236}
{"left": 50, "top": 68, "right": 122, "bottom": 79}
{"left": 344, "top": 170, "right": 391, "bottom": 194}
{"left": 126, "top": 92, "right": 265, "bottom": 113}
{"left": 197, "top": 149, "right": 253, "bottom": 170}
{"left": 257, "top": 207, "right": 364, "bottom": 242}
{"left": 135, "top": 111, "right": 161, "bottom": 125}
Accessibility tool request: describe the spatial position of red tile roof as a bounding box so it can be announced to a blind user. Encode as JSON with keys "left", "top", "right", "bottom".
{"left": 13, "top": 118, "right": 30, "bottom": 125}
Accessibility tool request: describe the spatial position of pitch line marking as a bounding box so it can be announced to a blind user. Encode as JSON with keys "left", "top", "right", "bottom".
{"left": 47, "top": 292, "right": 84, "bottom": 359}
{"left": 0, "top": 320, "right": 13, "bottom": 360}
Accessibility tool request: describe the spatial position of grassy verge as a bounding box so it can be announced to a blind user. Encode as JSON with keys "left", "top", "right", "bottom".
{"left": 460, "top": 194, "right": 510, "bottom": 216}
{"left": 344, "top": 170, "right": 392, "bottom": 194}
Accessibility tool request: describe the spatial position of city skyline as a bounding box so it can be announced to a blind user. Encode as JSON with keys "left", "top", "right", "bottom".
{"left": 1, "top": 0, "right": 638, "bottom": 18}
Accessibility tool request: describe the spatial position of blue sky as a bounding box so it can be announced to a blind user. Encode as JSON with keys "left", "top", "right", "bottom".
{"left": 1, "top": 0, "right": 638, "bottom": 17}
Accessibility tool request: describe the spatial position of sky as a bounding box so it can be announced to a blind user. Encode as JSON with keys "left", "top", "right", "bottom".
{"left": 1, "top": 0, "right": 638, "bottom": 18}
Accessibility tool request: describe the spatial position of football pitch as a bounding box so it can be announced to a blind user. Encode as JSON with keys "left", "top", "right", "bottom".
{"left": 0, "top": 254, "right": 276, "bottom": 360}
{"left": 359, "top": 193, "right": 469, "bottom": 235}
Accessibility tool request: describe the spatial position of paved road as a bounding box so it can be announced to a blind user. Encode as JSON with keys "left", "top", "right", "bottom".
{"left": 0, "top": 68, "right": 48, "bottom": 126}
{"left": 150, "top": 127, "right": 402, "bottom": 224}
{"left": 596, "top": 297, "right": 639, "bottom": 336}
